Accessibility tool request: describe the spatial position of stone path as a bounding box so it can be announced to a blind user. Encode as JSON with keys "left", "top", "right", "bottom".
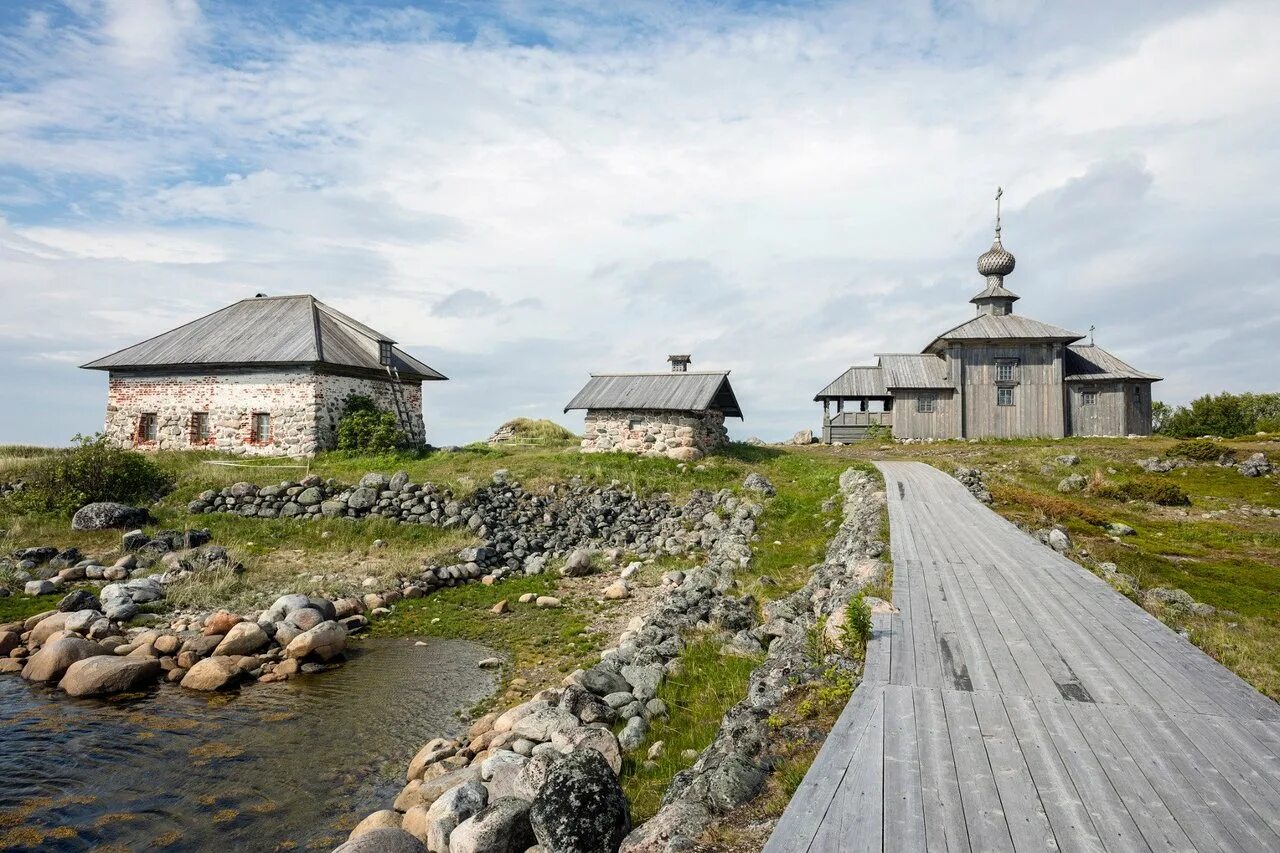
{"left": 766, "top": 461, "right": 1280, "bottom": 852}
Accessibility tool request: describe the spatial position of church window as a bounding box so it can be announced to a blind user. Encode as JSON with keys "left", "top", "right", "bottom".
{"left": 997, "top": 387, "right": 1015, "bottom": 407}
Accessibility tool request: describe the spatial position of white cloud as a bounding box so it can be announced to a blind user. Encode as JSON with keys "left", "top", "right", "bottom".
{"left": 0, "top": 0, "right": 1276, "bottom": 445}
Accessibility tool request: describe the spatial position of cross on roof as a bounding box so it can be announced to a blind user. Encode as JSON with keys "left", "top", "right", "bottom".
{"left": 995, "top": 186, "right": 1003, "bottom": 237}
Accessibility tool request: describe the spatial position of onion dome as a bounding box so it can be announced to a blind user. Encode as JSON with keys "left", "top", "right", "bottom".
{"left": 977, "top": 237, "right": 1016, "bottom": 277}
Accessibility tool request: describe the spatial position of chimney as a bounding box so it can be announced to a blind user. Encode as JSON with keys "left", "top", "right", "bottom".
{"left": 668, "top": 354, "right": 691, "bottom": 373}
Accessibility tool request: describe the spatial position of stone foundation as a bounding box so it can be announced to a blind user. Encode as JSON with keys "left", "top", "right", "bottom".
{"left": 103, "top": 368, "right": 424, "bottom": 458}
{"left": 580, "top": 409, "right": 728, "bottom": 462}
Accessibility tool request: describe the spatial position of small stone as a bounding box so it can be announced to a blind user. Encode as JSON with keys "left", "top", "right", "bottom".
{"left": 479, "top": 657, "right": 502, "bottom": 669}
{"left": 490, "top": 599, "right": 509, "bottom": 615}
{"left": 535, "top": 596, "right": 561, "bottom": 609}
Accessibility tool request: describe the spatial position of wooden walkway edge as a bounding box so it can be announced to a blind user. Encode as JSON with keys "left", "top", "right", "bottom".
{"left": 765, "top": 461, "right": 1280, "bottom": 852}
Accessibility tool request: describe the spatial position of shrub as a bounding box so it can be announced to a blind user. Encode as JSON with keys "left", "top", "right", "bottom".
{"left": 844, "top": 592, "right": 873, "bottom": 659}
{"left": 1167, "top": 439, "right": 1222, "bottom": 461}
{"left": 336, "top": 394, "right": 406, "bottom": 453}
{"left": 989, "top": 483, "right": 1108, "bottom": 527}
{"left": 1158, "top": 391, "right": 1280, "bottom": 438}
{"left": 1092, "top": 478, "right": 1190, "bottom": 506}
{"left": 5, "top": 433, "right": 172, "bottom": 516}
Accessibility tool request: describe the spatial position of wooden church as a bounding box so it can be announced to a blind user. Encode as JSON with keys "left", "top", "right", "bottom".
{"left": 815, "top": 193, "right": 1161, "bottom": 442}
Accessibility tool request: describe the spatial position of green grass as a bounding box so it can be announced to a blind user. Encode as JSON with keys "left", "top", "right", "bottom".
{"left": 620, "top": 638, "right": 764, "bottom": 822}
{"left": 0, "top": 593, "right": 59, "bottom": 626}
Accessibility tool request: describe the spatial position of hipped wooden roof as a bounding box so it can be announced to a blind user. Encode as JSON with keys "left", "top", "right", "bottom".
{"left": 81, "top": 295, "right": 446, "bottom": 381}
{"left": 1065, "top": 344, "right": 1162, "bottom": 382}
{"left": 925, "top": 313, "right": 1084, "bottom": 352}
{"left": 878, "top": 353, "right": 952, "bottom": 389}
{"left": 565, "top": 371, "right": 743, "bottom": 419}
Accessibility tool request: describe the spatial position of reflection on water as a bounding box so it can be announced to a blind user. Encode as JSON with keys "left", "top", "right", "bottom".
{"left": 0, "top": 638, "right": 498, "bottom": 852}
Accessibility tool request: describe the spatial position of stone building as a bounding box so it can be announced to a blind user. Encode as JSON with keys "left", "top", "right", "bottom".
{"left": 564, "top": 355, "right": 743, "bottom": 461}
{"left": 815, "top": 193, "right": 1161, "bottom": 442}
{"left": 82, "top": 294, "right": 447, "bottom": 457}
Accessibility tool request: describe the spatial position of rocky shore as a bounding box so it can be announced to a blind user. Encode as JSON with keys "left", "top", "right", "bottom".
{"left": 338, "top": 476, "right": 769, "bottom": 853}
{"left": 338, "top": 467, "right": 889, "bottom": 853}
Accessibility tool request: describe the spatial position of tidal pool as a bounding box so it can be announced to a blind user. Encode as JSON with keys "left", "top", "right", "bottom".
{"left": 0, "top": 637, "right": 498, "bottom": 852}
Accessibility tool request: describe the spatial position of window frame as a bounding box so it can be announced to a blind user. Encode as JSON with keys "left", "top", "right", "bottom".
{"left": 138, "top": 413, "right": 158, "bottom": 443}
{"left": 917, "top": 393, "right": 937, "bottom": 414}
{"left": 250, "top": 412, "right": 272, "bottom": 444}
{"left": 995, "top": 358, "right": 1020, "bottom": 384}
{"left": 1081, "top": 389, "right": 1097, "bottom": 406}
{"left": 997, "top": 386, "right": 1015, "bottom": 407}
{"left": 379, "top": 341, "right": 393, "bottom": 367}
{"left": 191, "top": 411, "right": 211, "bottom": 443}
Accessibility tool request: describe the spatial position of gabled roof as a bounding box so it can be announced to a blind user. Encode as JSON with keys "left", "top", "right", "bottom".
{"left": 1065, "top": 344, "right": 1162, "bottom": 382}
{"left": 924, "top": 313, "right": 1084, "bottom": 352}
{"left": 814, "top": 366, "right": 887, "bottom": 400}
{"left": 878, "top": 353, "right": 952, "bottom": 389}
{"left": 81, "top": 295, "right": 446, "bottom": 381}
{"left": 564, "top": 371, "right": 743, "bottom": 419}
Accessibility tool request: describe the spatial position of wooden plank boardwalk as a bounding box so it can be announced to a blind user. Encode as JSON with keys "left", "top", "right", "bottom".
{"left": 766, "top": 461, "right": 1280, "bottom": 852}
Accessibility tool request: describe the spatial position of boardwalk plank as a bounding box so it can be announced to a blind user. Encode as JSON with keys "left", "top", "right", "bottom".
{"left": 766, "top": 462, "right": 1280, "bottom": 853}
{"left": 942, "top": 689, "right": 1014, "bottom": 852}
{"left": 883, "top": 684, "right": 926, "bottom": 851}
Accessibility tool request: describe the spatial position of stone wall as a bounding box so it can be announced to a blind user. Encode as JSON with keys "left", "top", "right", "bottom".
{"left": 313, "top": 372, "right": 424, "bottom": 448}
{"left": 580, "top": 409, "right": 728, "bottom": 462}
{"left": 103, "top": 369, "right": 425, "bottom": 458}
{"left": 105, "top": 369, "right": 319, "bottom": 458}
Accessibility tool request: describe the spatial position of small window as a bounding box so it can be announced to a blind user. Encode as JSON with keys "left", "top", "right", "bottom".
{"left": 996, "top": 359, "right": 1019, "bottom": 383}
{"left": 251, "top": 412, "right": 271, "bottom": 444}
{"left": 997, "top": 387, "right": 1015, "bottom": 407}
{"left": 138, "top": 413, "right": 158, "bottom": 442}
{"left": 917, "top": 393, "right": 936, "bottom": 414}
{"left": 379, "top": 341, "right": 393, "bottom": 367}
{"left": 192, "top": 412, "right": 210, "bottom": 442}
{"left": 1082, "top": 390, "right": 1097, "bottom": 406}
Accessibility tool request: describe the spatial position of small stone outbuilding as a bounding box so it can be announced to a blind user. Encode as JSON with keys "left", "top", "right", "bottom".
{"left": 564, "top": 355, "right": 743, "bottom": 461}
{"left": 81, "top": 294, "right": 447, "bottom": 457}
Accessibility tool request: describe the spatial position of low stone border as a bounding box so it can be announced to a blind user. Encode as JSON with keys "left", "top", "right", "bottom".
{"left": 621, "top": 467, "right": 887, "bottom": 851}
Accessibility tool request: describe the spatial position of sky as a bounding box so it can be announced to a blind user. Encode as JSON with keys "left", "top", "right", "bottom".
{"left": 0, "top": 0, "right": 1276, "bottom": 446}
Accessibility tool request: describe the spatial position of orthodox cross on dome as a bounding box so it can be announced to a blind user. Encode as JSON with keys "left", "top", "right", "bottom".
{"left": 995, "top": 186, "right": 1003, "bottom": 238}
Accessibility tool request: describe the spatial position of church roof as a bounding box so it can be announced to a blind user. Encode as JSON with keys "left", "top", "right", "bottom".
{"left": 565, "top": 371, "right": 743, "bottom": 418}
{"left": 1065, "top": 344, "right": 1162, "bottom": 382}
{"left": 81, "top": 295, "right": 447, "bottom": 381}
{"left": 924, "top": 313, "right": 1085, "bottom": 352}
{"left": 879, "top": 353, "right": 952, "bottom": 389}
{"left": 814, "top": 366, "right": 887, "bottom": 400}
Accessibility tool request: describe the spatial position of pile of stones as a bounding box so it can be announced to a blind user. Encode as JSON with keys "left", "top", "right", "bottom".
{"left": 1, "top": 588, "right": 367, "bottom": 697}
{"left": 953, "top": 467, "right": 993, "bottom": 504}
{"left": 624, "top": 468, "right": 887, "bottom": 852}
{"left": 1238, "top": 452, "right": 1273, "bottom": 478}
{"left": 3, "top": 528, "right": 221, "bottom": 598}
{"left": 339, "top": 479, "right": 767, "bottom": 853}
{"left": 0, "top": 480, "right": 23, "bottom": 500}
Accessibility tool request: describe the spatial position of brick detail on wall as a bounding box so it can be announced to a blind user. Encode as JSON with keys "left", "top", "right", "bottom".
{"left": 579, "top": 408, "right": 728, "bottom": 462}
{"left": 103, "top": 368, "right": 426, "bottom": 458}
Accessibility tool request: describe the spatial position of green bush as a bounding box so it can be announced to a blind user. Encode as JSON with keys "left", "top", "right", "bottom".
{"left": 1093, "top": 478, "right": 1190, "bottom": 506}
{"left": 1158, "top": 391, "right": 1280, "bottom": 438}
{"left": 1167, "top": 439, "right": 1222, "bottom": 461}
{"left": 844, "top": 592, "right": 873, "bottom": 659}
{"left": 336, "top": 395, "right": 406, "bottom": 453}
{"left": 5, "top": 433, "right": 172, "bottom": 516}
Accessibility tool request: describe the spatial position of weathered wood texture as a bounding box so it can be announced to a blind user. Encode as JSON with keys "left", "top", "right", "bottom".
{"left": 958, "top": 342, "right": 1066, "bottom": 439}
{"left": 890, "top": 389, "right": 960, "bottom": 440}
{"left": 766, "top": 461, "right": 1280, "bottom": 852}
